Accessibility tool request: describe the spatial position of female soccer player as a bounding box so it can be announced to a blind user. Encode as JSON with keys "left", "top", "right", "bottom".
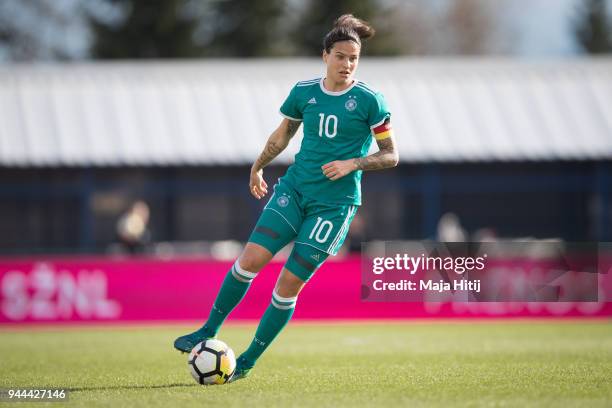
{"left": 174, "top": 14, "right": 398, "bottom": 382}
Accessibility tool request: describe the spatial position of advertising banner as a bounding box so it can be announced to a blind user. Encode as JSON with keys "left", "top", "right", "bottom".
{"left": 1, "top": 254, "right": 610, "bottom": 323}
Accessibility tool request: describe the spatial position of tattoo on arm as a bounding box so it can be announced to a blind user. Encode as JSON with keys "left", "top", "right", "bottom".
{"left": 354, "top": 137, "right": 399, "bottom": 171}
{"left": 254, "top": 140, "right": 283, "bottom": 170}
{"left": 253, "top": 120, "right": 301, "bottom": 171}
{"left": 285, "top": 120, "right": 301, "bottom": 138}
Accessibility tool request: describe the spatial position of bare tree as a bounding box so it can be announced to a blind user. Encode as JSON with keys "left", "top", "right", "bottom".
{"left": 444, "top": 0, "right": 494, "bottom": 54}
{"left": 386, "top": 0, "right": 511, "bottom": 55}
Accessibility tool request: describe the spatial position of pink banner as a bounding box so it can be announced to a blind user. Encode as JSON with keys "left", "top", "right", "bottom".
{"left": 0, "top": 257, "right": 610, "bottom": 323}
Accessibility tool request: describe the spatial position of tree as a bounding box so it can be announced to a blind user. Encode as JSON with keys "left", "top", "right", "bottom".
{"left": 575, "top": 0, "right": 612, "bottom": 54}
{"left": 88, "top": 0, "right": 288, "bottom": 58}
{"left": 202, "top": 0, "right": 287, "bottom": 57}
{"left": 88, "top": 0, "right": 205, "bottom": 59}
{"left": 290, "top": 0, "right": 398, "bottom": 56}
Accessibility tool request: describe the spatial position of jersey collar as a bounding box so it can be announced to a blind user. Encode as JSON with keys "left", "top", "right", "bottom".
{"left": 319, "top": 78, "right": 358, "bottom": 96}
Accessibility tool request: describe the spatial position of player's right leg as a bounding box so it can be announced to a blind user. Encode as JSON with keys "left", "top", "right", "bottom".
{"left": 174, "top": 181, "right": 301, "bottom": 353}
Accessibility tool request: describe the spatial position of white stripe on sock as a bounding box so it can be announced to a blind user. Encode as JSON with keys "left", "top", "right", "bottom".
{"left": 234, "top": 260, "right": 257, "bottom": 280}
{"left": 231, "top": 267, "right": 251, "bottom": 283}
{"left": 272, "top": 290, "right": 298, "bottom": 304}
{"left": 271, "top": 298, "right": 296, "bottom": 310}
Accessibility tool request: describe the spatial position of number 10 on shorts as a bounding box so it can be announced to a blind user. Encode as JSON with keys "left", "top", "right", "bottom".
{"left": 309, "top": 217, "right": 333, "bottom": 243}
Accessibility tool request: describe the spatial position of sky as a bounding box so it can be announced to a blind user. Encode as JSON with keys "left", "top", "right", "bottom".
{"left": 510, "top": 0, "right": 583, "bottom": 56}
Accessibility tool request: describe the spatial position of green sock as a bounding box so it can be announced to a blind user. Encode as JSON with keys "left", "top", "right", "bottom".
{"left": 240, "top": 290, "right": 297, "bottom": 367}
{"left": 204, "top": 261, "right": 256, "bottom": 335}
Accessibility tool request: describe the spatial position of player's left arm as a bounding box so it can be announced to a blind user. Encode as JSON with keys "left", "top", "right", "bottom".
{"left": 353, "top": 134, "right": 399, "bottom": 171}
{"left": 322, "top": 130, "right": 399, "bottom": 181}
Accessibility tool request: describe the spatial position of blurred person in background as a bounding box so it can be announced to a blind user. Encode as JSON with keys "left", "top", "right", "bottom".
{"left": 437, "top": 212, "right": 467, "bottom": 242}
{"left": 174, "top": 14, "right": 399, "bottom": 381}
{"left": 116, "top": 200, "right": 151, "bottom": 254}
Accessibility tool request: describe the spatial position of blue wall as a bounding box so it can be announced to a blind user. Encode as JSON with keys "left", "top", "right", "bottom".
{"left": 0, "top": 161, "right": 610, "bottom": 254}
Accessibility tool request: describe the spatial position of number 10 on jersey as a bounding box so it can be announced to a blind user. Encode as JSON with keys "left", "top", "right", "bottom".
{"left": 318, "top": 113, "right": 338, "bottom": 138}
{"left": 309, "top": 217, "right": 333, "bottom": 243}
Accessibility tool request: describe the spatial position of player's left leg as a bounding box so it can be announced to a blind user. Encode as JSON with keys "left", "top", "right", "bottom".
{"left": 231, "top": 243, "right": 329, "bottom": 382}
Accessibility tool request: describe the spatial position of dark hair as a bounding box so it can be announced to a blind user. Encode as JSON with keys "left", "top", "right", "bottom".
{"left": 323, "top": 14, "right": 375, "bottom": 53}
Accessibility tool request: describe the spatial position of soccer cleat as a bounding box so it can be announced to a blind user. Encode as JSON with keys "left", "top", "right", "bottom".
{"left": 229, "top": 356, "right": 254, "bottom": 383}
{"left": 173, "top": 325, "right": 216, "bottom": 353}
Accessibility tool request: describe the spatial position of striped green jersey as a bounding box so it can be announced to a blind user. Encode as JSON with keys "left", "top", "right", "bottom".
{"left": 279, "top": 78, "right": 391, "bottom": 206}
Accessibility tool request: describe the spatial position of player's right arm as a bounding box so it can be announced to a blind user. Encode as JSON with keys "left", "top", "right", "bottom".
{"left": 250, "top": 118, "right": 301, "bottom": 199}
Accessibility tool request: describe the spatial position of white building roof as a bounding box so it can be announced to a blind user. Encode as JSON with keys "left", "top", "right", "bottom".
{"left": 0, "top": 57, "right": 611, "bottom": 166}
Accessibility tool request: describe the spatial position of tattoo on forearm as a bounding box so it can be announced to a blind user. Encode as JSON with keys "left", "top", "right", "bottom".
{"left": 354, "top": 137, "right": 398, "bottom": 171}
{"left": 253, "top": 121, "right": 300, "bottom": 170}
{"left": 254, "top": 140, "right": 283, "bottom": 170}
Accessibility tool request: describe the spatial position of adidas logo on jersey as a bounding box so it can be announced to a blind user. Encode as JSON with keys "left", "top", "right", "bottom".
{"left": 308, "top": 97, "right": 317, "bottom": 104}
{"left": 310, "top": 253, "right": 320, "bottom": 261}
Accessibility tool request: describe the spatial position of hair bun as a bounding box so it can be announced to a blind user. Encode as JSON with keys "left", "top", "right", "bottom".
{"left": 334, "top": 14, "right": 375, "bottom": 40}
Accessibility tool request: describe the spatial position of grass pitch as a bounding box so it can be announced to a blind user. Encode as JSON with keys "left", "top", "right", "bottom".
{"left": 0, "top": 320, "right": 610, "bottom": 407}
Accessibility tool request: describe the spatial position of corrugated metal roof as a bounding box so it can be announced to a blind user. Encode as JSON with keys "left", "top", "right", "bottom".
{"left": 0, "top": 58, "right": 611, "bottom": 166}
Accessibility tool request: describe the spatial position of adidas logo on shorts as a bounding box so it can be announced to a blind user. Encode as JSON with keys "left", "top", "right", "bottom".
{"left": 310, "top": 253, "right": 320, "bottom": 261}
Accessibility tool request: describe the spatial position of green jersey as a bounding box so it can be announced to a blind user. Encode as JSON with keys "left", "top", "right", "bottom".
{"left": 279, "top": 77, "right": 391, "bottom": 206}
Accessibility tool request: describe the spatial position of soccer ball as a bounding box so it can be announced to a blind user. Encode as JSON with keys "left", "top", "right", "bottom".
{"left": 188, "top": 339, "right": 236, "bottom": 385}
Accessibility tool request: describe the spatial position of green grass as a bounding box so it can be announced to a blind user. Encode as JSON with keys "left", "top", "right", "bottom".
{"left": 0, "top": 321, "right": 611, "bottom": 407}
